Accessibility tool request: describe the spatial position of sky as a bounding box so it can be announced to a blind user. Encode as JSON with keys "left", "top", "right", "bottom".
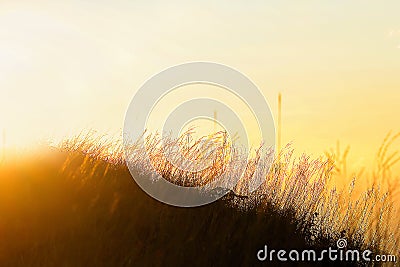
{"left": 1, "top": 0, "right": 400, "bottom": 171}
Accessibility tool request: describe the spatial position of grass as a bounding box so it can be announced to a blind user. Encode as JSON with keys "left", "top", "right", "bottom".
{"left": 0, "top": 130, "right": 399, "bottom": 266}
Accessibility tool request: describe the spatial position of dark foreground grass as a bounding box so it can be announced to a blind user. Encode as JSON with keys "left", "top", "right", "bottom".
{"left": 0, "top": 146, "right": 383, "bottom": 267}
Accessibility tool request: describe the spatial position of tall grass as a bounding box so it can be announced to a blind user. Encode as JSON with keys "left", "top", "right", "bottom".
{"left": 64, "top": 130, "right": 400, "bottom": 257}
{"left": 0, "top": 129, "right": 398, "bottom": 266}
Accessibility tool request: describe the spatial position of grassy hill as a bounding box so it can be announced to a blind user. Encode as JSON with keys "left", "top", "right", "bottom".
{"left": 0, "top": 135, "right": 398, "bottom": 266}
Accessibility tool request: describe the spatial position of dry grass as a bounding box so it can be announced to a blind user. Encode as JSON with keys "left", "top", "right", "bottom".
{"left": 63, "top": 129, "right": 400, "bottom": 257}
{"left": 0, "top": 129, "right": 398, "bottom": 266}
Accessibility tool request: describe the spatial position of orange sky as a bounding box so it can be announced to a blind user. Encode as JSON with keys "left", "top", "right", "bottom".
{"left": 1, "top": 1, "right": 400, "bottom": 173}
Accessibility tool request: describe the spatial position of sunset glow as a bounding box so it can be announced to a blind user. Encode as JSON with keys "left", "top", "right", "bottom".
{"left": 1, "top": 0, "right": 400, "bottom": 171}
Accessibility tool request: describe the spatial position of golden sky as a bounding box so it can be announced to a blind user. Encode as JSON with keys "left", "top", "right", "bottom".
{"left": 1, "top": 1, "right": 400, "bottom": 171}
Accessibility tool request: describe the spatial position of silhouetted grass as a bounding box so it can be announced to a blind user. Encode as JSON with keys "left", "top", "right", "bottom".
{"left": 0, "top": 131, "right": 398, "bottom": 266}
